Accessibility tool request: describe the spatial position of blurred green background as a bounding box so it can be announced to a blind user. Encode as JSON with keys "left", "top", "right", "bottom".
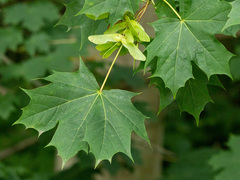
{"left": 0, "top": 0, "right": 240, "bottom": 179}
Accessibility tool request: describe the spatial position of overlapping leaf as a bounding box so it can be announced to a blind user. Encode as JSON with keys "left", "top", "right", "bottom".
{"left": 222, "top": 0, "right": 240, "bottom": 36}
{"left": 78, "top": 0, "right": 142, "bottom": 25}
{"left": 56, "top": 0, "right": 100, "bottom": 49}
{"left": 153, "top": 65, "right": 213, "bottom": 123}
{"left": 146, "top": 0, "right": 233, "bottom": 96}
{"left": 209, "top": 135, "right": 240, "bottom": 180}
{"left": 15, "top": 59, "right": 149, "bottom": 167}
{"left": 176, "top": 65, "right": 213, "bottom": 124}
{"left": 3, "top": 1, "right": 60, "bottom": 32}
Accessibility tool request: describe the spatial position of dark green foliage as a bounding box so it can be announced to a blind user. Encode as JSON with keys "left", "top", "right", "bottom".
{"left": 0, "top": 0, "right": 240, "bottom": 179}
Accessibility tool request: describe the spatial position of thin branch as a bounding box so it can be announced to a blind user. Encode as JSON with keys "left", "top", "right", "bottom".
{"left": 132, "top": 134, "right": 176, "bottom": 158}
{"left": 136, "top": 0, "right": 151, "bottom": 21}
{"left": 0, "top": 137, "right": 38, "bottom": 160}
{"left": 50, "top": 38, "right": 77, "bottom": 45}
{"left": 1, "top": 54, "right": 13, "bottom": 65}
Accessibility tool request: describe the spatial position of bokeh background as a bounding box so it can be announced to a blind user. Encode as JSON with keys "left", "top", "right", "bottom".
{"left": 0, "top": 0, "right": 240, "bottom": 179}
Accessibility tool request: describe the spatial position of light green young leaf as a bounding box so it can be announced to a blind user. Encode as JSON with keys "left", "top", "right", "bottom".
{"left": 100, "top": 43, "right": 120, "bottom": 58}
{"left": 96, "top": 42, "right": 120, "bottom": 52}
{"left": 89, "top": 34, "right": 146, "bottom": 61}
{"left": 124, "top": 29, "right": 135, "bottom": 43}
{"left": 125, "top": 16, "right": 150, "bottom": 42}
{"left": 147, "top": 0, "right": 233, "bottom": 96}
{"left": 14, "top": 59, "right": 149, "bottom": 167}
{"left": 122, "top": 42, "right": 146, "bottom": 61}
{"left": 88, "top": 34, "right": 122, "bottom": 44}
{"left": 78, "top": 0, "right": 142, "bottom": 25}
{"left": 209, "top": 135, "right": 240, "bottom": 180}
{"left": 104, "top": 22, "right": 127, "bottom": 34}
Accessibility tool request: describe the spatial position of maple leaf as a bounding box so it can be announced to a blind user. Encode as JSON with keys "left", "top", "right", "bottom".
{"left": 176, "top": 65, "right": 213, "bottom": 124}
{"left": 78, "top": 0, "right": 142, "bottom": 25}
{"left": 0, "top": 27, "right": 22, "bottom": 55}
{"left": 153, "top": 64, "right": 213, "bottom": 123}
{"left": 3, "top": 1, "right": 60, "bottom": 32}
{"left": 56, "top": 0, "right": 101, "bottom": 49}
{"left": 14, "top": 59, "right": 149, "bottom": 167}
{"left": 25, "top": 33, "right": 50, "bottom": 57}
{"left": 209, "top": 135, "right": 240, "bottom": 180}
{"left": 222, "top": 0, "right": 240, "bottom": 36}
{"left": 146, "top": 0, "right": 233, "bottom": 96}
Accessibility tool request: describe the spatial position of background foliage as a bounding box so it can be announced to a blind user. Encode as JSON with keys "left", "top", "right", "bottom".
{"left": 0, "top": 0, "right": 240, "bottom": 179}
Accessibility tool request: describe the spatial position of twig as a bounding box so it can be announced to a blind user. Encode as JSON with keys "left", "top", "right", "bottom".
{"left": 1, "top": 54, "right": 13, "bottom": 65}
{"left": 0, "top": 137, "right": 38, "bottom": 160}
{"left": 50, "top": 38, "right": 77, "bottom": 45}
{"left": 132, "top": 135, "right": 176, "bottom": 161}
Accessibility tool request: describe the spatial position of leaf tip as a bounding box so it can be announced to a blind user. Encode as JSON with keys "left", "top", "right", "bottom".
{"left": 94, "top": 159, "right": 102, "bottom": 169}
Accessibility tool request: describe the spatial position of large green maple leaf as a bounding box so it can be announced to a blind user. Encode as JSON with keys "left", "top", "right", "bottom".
{"left": 56, "top": 0, "right": 101, "bottom": 49}
{"left": 14, "top": 59, "right": 149, "bottom": 167}
{"left": 146, "top": 0, "right": 233, "bottom": 96}
{"left": 78, "top": 0, "right": 142, "bottom": 25}
{"left": 209, "top": 135, "right": 240, "bottom": 180}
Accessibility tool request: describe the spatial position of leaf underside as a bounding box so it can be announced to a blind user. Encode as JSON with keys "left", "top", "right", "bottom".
{"left": 15, "top": 59, "right": 149, "bottom": 167}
